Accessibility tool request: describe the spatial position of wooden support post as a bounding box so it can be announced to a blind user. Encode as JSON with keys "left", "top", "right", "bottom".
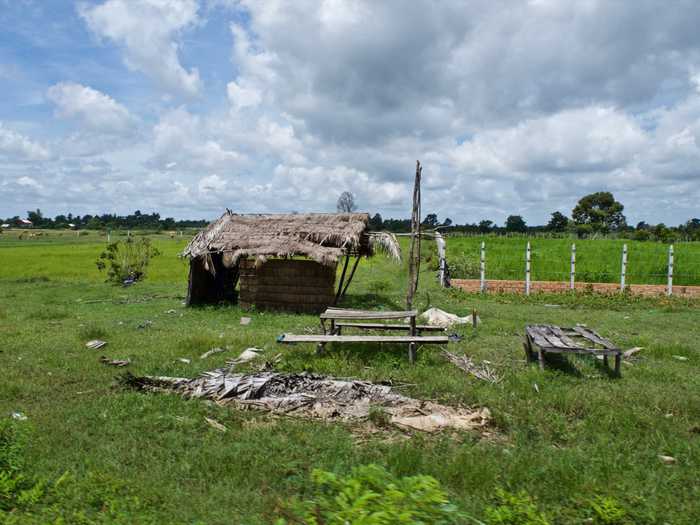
{"left": 537, "top": 348, "right": 545, "bottom": 370}
{"left": 525, "top": 241, "right": 531, "bottom": 296}
{"left": 339, "top": 256, "right": 361, "bottom": 300}
{"left": 620, "top": 243, "right": 628, "bottom": 292}
{"left": 667, "top": 244, "right": 674, "bottom": 296}
{"left": 480, "top": 241, "right": 486, "bottom": 293}
{"left": 334, "top": 254, "right": 351, "bottom": 304}
{"left": 570, "top": 243, "right": 576, "bottom": 291}
{"left": 406, "top": 161, "right": 422, "bottom": 310}
{"left": 614, "top": 354, "right": 621, "bottom": 377}
{"left": 107, "top": 230, "right": 111, "bottom": 243}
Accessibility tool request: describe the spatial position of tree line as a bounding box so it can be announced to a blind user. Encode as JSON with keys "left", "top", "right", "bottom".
{"left": 366, "top": 192, "right": 700, "bottom": 242}
{"left": 2, "top": 209, "right": 208, "bottom": 231}
{"left": 5, "top": 191, "right": 700, "bottom": 242}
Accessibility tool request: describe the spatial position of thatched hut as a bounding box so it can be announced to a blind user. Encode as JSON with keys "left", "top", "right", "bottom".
{"left": 182, "top": 211, "right": 400, "bottom": 312}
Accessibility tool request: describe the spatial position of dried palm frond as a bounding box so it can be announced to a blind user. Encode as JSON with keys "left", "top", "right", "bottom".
{"left": 367, "top": 232, "right": 401, "bottom": 262}
{"left": 443, "top": 351, "right": 501, "bottom": 384}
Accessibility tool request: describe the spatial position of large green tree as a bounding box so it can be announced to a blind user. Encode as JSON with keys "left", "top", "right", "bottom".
{"left": 571, "top": 192, "right": 626, "bottom": 234}
{"left": 546, "top": 211, "right": 569, "bottom": 232}
{"left": 505, "top": 214, "right": 527, "bottom": 233}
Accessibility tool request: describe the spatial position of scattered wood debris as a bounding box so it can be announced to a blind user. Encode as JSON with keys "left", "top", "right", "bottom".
{"left": 673, "top": 355, "right": 688, "bottom": 361}
{"left": 178, "top": 358, "right": 191, "bottom": 364}
{"left": 226, "top": 347, "right": 262, "bottom": 366}
{"left": 204, "top": 416, "right": 227, "bottom": 432}
{"left": 659, "top": 454, "right": 677, "bottom": 465}
{"left": 240, "top": 317, "right": 251, "bottom": 325}
{"left": 200, "top": 347, "right": 228, "bottom": 360}
{"left": 100, "top": 356, "right": 131, "bottom": 367}
{"left": 122, "top": 371, "right": 490, "bottom": 434}
{"left": 86, "top": 340, "right": 107, "bottom": 350}
{"left": 443, "top": 350, "right": 501, "bottom": 383}
{"left": 623, "top": 347, "right": 643, "bottom": 359}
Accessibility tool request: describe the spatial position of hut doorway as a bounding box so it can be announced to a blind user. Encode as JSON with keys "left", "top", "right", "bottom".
{"left": 186, "top": 253, "right": 239, "bottom": 305}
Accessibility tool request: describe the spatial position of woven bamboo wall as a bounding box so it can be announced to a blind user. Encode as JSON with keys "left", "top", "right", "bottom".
{"left": 239, "top": 259, "right": 337, "bottom": 313}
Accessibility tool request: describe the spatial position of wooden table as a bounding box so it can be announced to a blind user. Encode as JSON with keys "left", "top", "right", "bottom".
{"left": 277, "top": 307, "right": 448, "bottom": 363}
{"left": 524, "top": 324, "right": 622, "bottom": 377}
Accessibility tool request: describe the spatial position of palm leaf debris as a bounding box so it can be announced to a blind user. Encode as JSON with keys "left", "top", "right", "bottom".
{"left": 122, "top": 370, "right": 490, "bottom": 433}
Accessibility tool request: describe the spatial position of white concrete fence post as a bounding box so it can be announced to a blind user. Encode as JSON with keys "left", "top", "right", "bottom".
{"left": 525, "top": 241, "right": 531, "bottom": 296}
{"left": 479, "top": 241, "right": 486, "bottom": 293}
{"left": 667, "top": 244, "right": 674, "bottom": 296}
{"left": 570, "top": 243, "right": 576, "bottom": 291}
{"left": 620, "top": 243, "right": 628, "bottom": 292}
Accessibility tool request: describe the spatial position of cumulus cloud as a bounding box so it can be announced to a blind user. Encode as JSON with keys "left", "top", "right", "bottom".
{"left": 0, "top": 123, "right": 50, "bottom": 161}
{"left": 47, "top": 82, "right": 136, "bottom": 134}
{"left": 3, "top": 1, "right": 700, "bottom": 224}
{"left": 79, "top": 0, "right": 202, "bottom": 96}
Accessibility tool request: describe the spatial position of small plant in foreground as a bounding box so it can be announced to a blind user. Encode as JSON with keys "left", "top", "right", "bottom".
{"left": 588, "top": 496, "right": 629, "bottom": 524}
{"left": 96, "top": 237, "right": 161, "bottom": 285}
{"left": 484, "top": 488, "right": 550, "bottom": 525}
{"left": 276, "top": 464, "right": 464, "bottom": 524}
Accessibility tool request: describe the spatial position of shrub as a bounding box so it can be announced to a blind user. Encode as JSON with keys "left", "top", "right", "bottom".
{"left": 96, "top": 238, "right": 161, "bottom": 284}
{"left": 588, "top": 496, "right": 629, "bottom": 524}
{"left": 484, "top": 488, "right": 550, "bottom": 525}
{"left": 450, "top": 255, "right": 480, "bottom": 279}
{"left": 277, "top": 464, "right": 464, "bottom": 524}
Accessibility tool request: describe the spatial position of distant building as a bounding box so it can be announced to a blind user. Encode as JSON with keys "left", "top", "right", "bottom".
{"left": 1, "top": 224, "right": 10, "bottom": 229}
{"left": 17, "top": 219, "right": 32, "bottom": 227}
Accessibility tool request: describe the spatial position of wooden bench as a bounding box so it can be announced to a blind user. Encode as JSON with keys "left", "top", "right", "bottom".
{"left": 333, "top": 322, "right": 445, "bottom": 333}
{"left": 524, "top": 324, "right": 622, "bottom": 377}
{"left": 278, "top": 307, "right": 449, "bottom": 363}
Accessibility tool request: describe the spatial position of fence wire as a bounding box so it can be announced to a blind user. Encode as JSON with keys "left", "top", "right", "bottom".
{"left": 446, "top": 237, "right": 700, "bottom": 287}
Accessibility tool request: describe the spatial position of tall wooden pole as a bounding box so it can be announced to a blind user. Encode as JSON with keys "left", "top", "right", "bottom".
{"left": 406, "top": 160, "right": 422, "bottom": 310}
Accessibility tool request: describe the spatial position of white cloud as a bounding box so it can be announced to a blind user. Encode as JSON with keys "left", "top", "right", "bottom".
{"left": 79, "top": 0, "right": 202, "bottom": 96}
{"left": 0, "top": 123, "right": 50, "bottom": 161}
{"left": 198, "top": 174, "right": 226, "bottom": 194}
{"left": 227, "top": 81, "right": 262, "bottom": 110}
{"left": 150, "top": 107, "right": 243, "bottom": 171}
{"left": 451, "top": 106, "right": 647, "bottom": 176}
{"left": 47, "top": 82, "right": 136, "bottom": 134}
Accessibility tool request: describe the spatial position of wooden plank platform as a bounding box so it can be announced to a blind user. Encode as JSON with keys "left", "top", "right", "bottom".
{"left": 278, "top": 334, "right": 449, "bottom": 344}
{"left": 320, "top": 308, "right": 417, "bottom": 320}
{"left": 334, "top": 322, "right": 445, "bottom": 332}
{"left": 524, "top": 324, "right": 622, "bottom": 376}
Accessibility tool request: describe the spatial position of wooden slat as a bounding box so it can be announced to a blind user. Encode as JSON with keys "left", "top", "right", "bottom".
{"left": 278, "top": 334, "right": 449, "bottom": 344}
{"left": 320, "top": 309, "right": 417, "bottom": 320}
{"left": 549, "top": 325, "right": 580, "bottom": 348}
{"left": 572, "top": 326, "right": 618, "bottom": 350}
{"left": 335, "top": 322, "right": 445, "bottom": 331}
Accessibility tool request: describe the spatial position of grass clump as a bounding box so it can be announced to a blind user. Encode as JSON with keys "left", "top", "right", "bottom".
{"left": 277, "top": 464, "right": 464, "bottom": 524}
{"left": 78, "top": 323, "right": 108, "bottom": 341}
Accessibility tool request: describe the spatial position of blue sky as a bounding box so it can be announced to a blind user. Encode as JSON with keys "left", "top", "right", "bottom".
{"left": 2, "top": 0, "right": 700, "bottom": 225}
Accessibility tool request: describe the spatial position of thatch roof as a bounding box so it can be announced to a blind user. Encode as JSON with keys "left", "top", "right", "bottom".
{"left": 182, "top": 211, "right": 400, "bottom": 266}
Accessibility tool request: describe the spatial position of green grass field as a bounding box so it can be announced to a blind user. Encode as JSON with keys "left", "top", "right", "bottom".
{"left": 446, "top": 236, "right": 700, "bottom": 285}
{"left": 1, "top": 232, "right": 699, "bottom": 523}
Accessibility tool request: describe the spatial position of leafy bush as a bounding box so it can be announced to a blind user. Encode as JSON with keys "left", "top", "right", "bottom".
{"left": 588, "top": 496, "right": 629, "bottom": 524}
{"left": 484, "top": 488, "right": 550, "bottom": 525}
{"left": 0, "top": 419, "right": 46, "bottom": 514}
{"left": 449, "top": 255, "right": 481, "bottom": 279}
{"left": 96, "top": 238, "right": 161, "bottom": 284}
{"left": 277, "top": 464, "right": 464, "bottom": 524}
